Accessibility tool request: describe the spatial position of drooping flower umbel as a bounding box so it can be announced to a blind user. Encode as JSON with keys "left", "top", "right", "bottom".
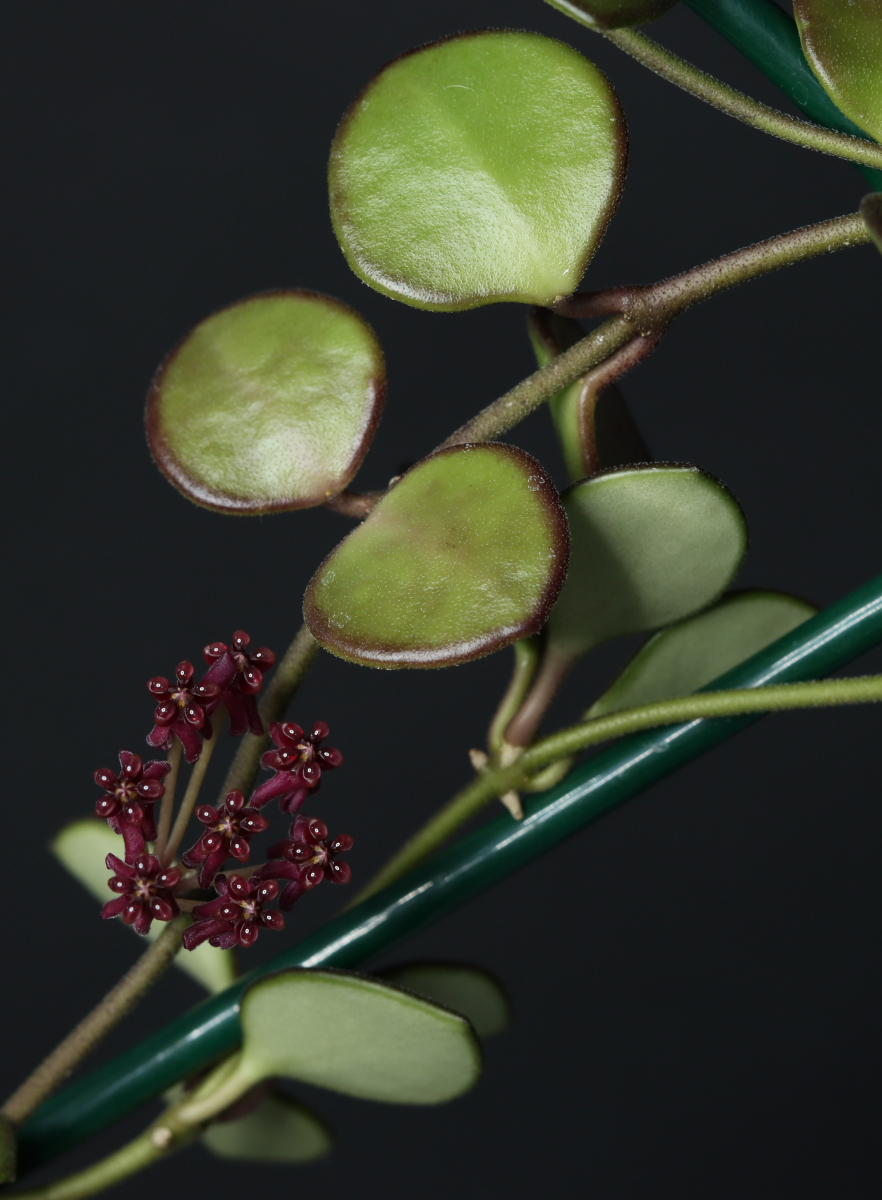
{"left": 255, "top": 815, "right": 353, "bottom": 910}
{"left": 145, "top": 661, "right": 220, "bottom": 764}
{"left": 201, "top": 631, "right": 276, "bottom": 738}
{"left": 181, "top": 789, "right": 268, "bottom": 888}
{"left": 182, "top": 874, "right": 284, "bottom": 950}
{"left": 102, "top": 853, "right": 181, "bottom": 936}
{"left": 251, "top": 722, "right": 343, "bottom": 813}
{"left": 94, "top": 752, "right": 172, "bottom": 862}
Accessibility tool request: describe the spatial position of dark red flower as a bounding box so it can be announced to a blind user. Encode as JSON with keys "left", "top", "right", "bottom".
{"left": 250, "top": 721, "right": 343, "bottom": 813}
{"left": 201, "top": 631, "right": 275, "bottom": 738}
{"left": 102, "top": 853, "right": 181, "bottom": 936}
{"left": 145, "top": 661, "right": 219, "bottom": 764}
{"left": 180, "top": 789, "right": 269, "bottom": 888}
{"left": 254, "top": 815, "right": 353, "bottom": 910}
{"left": 94, "top": 751, "right": 171, "bottom": 862}
{"left": 182, "top": 873, "right": 284, "bottom": 951}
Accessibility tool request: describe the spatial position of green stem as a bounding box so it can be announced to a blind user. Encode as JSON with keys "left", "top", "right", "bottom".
{"left": 153, "top": 737, "right": 182, "bottom": 864}
{"left": 352, "top": 672, "right": 882, "bottom": 903}
{"left": 1, "top": 917, "right": 190, "bottom": 1128}
{"left": 161, "top": 721, "right": 222, "bottom": 866}
{"left": 487, "top": 637, "right": 541, "bottom": 756}
{"left": 215, "top": 623, "right": 320, "bottom": 804}
{"left": 438, "top": 211, "right": 868, "bottom": 448}
{"left": 585, "top": 26, "right": 882, "bottom": 171}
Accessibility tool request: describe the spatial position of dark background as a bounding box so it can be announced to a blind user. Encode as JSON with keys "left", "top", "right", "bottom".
{"left": 3, "top": 1, "right": 881, "bottom": 1196}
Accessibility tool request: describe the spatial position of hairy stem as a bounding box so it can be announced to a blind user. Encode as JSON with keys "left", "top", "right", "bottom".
{"left": 352, "top": 672, "right": 882, "bottom": 903}
{"left": 216, "top": 623, "right": 320, "bottom": 804}
{"left": 596, "top": 27, "right": 882, "bottom": 170}
{"left": 1, "top": 916, "right": 190, "bottom": 1128}
{"left": 153, "top": 737, "right": 182, "bottom": 864}
{"left": 439, "top": 211, "right": 869, "bottom": 449}
{"left": 162, "top": 721, "right": 222, "bottom": 866}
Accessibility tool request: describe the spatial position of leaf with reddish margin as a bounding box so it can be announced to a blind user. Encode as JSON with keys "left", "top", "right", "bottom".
{"left": 329, "top": 30, "right": 626, "bottom": 311}
{"left": 147, "top": 290, "right": 384, "bottom": 513}
{"left": 304, "top": 444, "right": 569, "bottom": 668}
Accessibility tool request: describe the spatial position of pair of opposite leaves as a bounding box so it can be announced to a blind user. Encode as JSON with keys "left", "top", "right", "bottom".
{"left": 52, "top": 818, "right": 508, "bottom": 1164}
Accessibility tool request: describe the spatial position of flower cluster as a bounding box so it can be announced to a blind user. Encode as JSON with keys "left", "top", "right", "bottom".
{"left": 89, "top": 628, "right": 353, "bottom": 954}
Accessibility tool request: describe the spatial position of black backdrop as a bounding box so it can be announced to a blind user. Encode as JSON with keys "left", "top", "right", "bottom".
{"left": 3, "top": 2, "right": 881, "bottom": 1196}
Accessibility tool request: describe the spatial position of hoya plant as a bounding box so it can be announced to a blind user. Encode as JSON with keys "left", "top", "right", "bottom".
{"left": 4, "top": 0, "right": 882, "bottom": 1195}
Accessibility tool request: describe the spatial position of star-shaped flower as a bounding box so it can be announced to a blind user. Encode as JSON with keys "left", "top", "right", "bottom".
{"left": 181, "top": 789, "right": 268, "bottom": 888}
{"left": 250, "top": 721, "right": 343, "bottom": 813}
{"left": 201, "top": 631, "right": 275, "bottom": 738}
{"left": 254, "top": 815, "right": 352, "bottom": 910}
{"left": 182, "top": 873, "right": 284, "bottom": 950}
{"left": 94, "top": 751, "right": 171, "bottom": 862}
{"left": 145, "top": 660, "right": 219, "bottom": 764}
{"left": 101, "top": 853, "right": 181, "bottom": 936}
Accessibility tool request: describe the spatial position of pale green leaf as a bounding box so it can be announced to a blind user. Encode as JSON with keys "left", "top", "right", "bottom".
{"left": 795, "top": 0, "right": 882, "bottom": 142}
{"left": 378, "top": 963, "right": 511, "bottom": 1037}
{"left": 588, "top": 589, "right": 817, "bottom": 717}
{"left": 202, "top": 1090, "right": 332, "bottom": 1164}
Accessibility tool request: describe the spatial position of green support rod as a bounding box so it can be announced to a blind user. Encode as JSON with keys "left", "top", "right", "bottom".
{"left": 685, "top": 0, "right": 882, "bottom": 189}
{"left": 18, "top": 571, "right": 882, "bottom": 1173}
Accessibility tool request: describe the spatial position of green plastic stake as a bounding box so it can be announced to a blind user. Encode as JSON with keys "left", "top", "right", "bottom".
{"left": 684, "top": 0, "right": 882, "bottom": 190}
{"left": 17, "top": 571, "right": 882, "bottom": 1173}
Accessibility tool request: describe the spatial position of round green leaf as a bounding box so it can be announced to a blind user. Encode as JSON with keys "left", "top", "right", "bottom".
{"left": 51, "top": 819, "right": 236, "bottom": 994}
{"left": 546, "top": 464, "right": 747, "bottom": 658}
{"left": 379, "top": 963, "right": 511, "bottom": 1038}
{"left": 238, "top": 969, "right": 482, "bottom": 1105}
{"left": 860, "top": 192, "right": 882, "bottom": 256}
{"left": 304, "top": 444, "right": 569, "bottom": 668}
{"left": 202, "top": 1091, "right": 331, "bottom": 1164}
{"left": 795, "top": 0, "right": 882, "bottom": 142}
{"left": 146, "top": 290, "right": 384, "bottom": 513}
{"left": 587, "top": 589, "right": 817, "bottom": 718}
{"left": 329, "top": 30, "right": 626, "bottom": 311}
{"left": 544, "top": 0, "right": 679, "bottom": 32}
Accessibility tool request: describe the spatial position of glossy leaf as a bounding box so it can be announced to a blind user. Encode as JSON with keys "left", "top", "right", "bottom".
{"left": 147, "top": 290, "right": 384, "bottom": 513}
{"left": 51, "top": 819, "right": 236, "bottom": 994}
{"left": 546, "top": 465, "right": 747, "bottom": 659}
{"left": 860, "top": 192, "right": 882, "bottom": 256}
{"left": 544, "top": 0, "right": 679, "bottom": 32}
{"left": 378, "top": 963, "right": 511, "bottom": 1037}
{"left": 329, "top": 31, "right": 626, "bottom": 311}
{"left": 237, "top": 969, "right": 482, "bottom": 1104}
{"left": 528, "top": 307, "right": 649, "bottom": 481}
{"left": 202, "top": 1091, "right": 331, "bottom": 1164}
{"left": 304, "top": 444, "right": 569, "bottom": 667}
{"left": 588, "top": 589, "right": 817, "bottom": 718}
{"left": 795, "top": 0, "right": 882, "bottom": 142}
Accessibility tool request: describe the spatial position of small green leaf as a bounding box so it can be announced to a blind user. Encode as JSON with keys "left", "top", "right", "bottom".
{"left": 546, "top": 465, "right": 747, "bottom": 659}
{"left": 202, "top": 1090, "right": 332, "bottom": 1164}
{"left": 528, "top": 307, "right": 649, "bottom": 481}
{"left": 795, "top": 0, "right": 882, "bottom": 142}
{"left": 304, "top": 444, "right": 569, "bottom": 668}
{"left": 51, "top": 819, "right": 236, "bottom": 994}
{"left": 237, "top": 969, "right": 482, "bottom": 1105}
{"left": 147, "top": 290, "right": 384, "bottom": 513}
{"left": 588, "top": 589, "right": 817, "bottom": 718}
{"left": 544, "top": 0, "right": 679, "bottom": 32}
{"left": 860, "top": 192, "right": 882, "bottom": 255}
{"left": 378, "top": 963, "right": 511, "bottom": 1038}
{"left": 329, "top": 30, "right": 626, "bottom": 311}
